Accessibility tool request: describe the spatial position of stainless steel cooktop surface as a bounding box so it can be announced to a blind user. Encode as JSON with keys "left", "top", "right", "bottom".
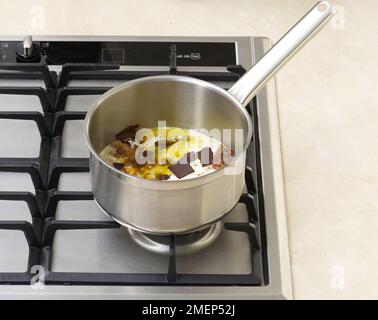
{"left": 0, "top": 36, "right": 291, "bottom": 299}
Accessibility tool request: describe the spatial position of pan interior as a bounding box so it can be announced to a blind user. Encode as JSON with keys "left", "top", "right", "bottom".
{"left": 86, "top": 76, "right": 252, "bottom": 156}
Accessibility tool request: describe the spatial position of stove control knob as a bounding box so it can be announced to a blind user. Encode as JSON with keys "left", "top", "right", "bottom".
{"left": 16, "top": 35, "right": 40, "bottom": 62}
{"left": 23, "top": 35, "right": 34, "bottom": 57}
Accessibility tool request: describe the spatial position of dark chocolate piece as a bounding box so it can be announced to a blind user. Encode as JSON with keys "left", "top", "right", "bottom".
{"left": 168, "top": 163, "right": 194, "bottom": 179}
{"left": 197, "top": 147, "right": 214, "bottom": 166}
{"left": 178, "top": 151, "right": 197, "bottom": 164}
{"left": 159, "top": 174, "right": 171, "bottom": 181}
{"left": 111, "top": 139, "right": 135, "bottom": 159}
{"left": 114, "top": 124, "right": 139, "bottom": 143}
{"left": 113, "top": 163, "right": 124, "bottom": 170}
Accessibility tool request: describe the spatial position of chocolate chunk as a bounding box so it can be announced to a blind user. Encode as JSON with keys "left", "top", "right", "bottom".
{"left": 113, "top": 162, "right": 124, "bottom": 170}
{"left": 178, "top": 151, "right": 197, "bottom": 164}
{"left": 159, "top": 174, "right": 170, "bottom": 181}
{"left": 110, "top": 139, "right": 135, "bottom": 161}
{"left": 114, "top": 124, "right": 139, "bottom": 143}
{"left": 168, "top": 163, "right": 194, "bottom": 179}
{"left": 197, "top": 147, "right": 214, "bottom": 166}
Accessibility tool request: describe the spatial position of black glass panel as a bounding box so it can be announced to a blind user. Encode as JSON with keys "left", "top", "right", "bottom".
{"left": 0, "top": 41, "right": 236, "bottom": 66}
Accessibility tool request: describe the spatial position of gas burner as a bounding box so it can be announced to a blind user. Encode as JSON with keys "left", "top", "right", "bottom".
{"left": 128, "top": 222, "right": 223, "bottom": 255}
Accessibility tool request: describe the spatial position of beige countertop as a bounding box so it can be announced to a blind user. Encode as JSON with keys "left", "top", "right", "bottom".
{"left": 1, "top": 0, "right": 377, "bottom": 299}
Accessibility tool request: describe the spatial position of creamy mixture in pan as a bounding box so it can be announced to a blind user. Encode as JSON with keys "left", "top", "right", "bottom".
{"left": 100, "top": 125, "right": 233, "bottom": 181}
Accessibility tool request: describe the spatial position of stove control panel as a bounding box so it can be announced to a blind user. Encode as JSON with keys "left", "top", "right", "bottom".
{"left": 0, "top": 40, "right": 236, "bottom": 66}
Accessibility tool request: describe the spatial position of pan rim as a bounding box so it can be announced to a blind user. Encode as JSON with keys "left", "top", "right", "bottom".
{"left": 83, "top": 74, "right": 253, "bottom": 184}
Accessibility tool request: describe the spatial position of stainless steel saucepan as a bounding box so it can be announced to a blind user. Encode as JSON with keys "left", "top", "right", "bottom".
{"left": 84, "top": 1, "right": 333, "bottom": 235}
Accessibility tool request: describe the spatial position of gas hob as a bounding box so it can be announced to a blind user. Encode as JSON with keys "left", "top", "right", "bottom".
{"left": 0, "top": 36, "right": 291, "bottom": 299}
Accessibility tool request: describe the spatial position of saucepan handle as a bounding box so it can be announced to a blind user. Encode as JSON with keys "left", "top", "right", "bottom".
{"left": 228, "top": 1, "right": 333, "bottom": 107}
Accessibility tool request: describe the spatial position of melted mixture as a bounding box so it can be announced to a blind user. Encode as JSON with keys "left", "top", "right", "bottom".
{"left": 100, "top": 125, "right": 230, "bottom": 181}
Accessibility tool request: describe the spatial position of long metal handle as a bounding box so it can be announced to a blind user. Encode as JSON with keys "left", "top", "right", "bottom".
{"left": 229, "top": 1, "right": 333, "bottom": 107}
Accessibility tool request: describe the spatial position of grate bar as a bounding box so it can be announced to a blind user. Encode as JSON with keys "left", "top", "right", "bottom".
{"left": 52, "top": 111, "right": 86, "bottom": 136}
{"left": 0, "top": 87, "right": 52, "bottom": 112}
{"left": 0, "top": 159, "right": 44, "bottom": 190}
{"left": 55, "top": 87, "right": 111, "bottom": 111}
{"left": 57, "top": 63, "right": 119, "bottom": 88}
{"left": 0, "top": 191, "right": 42, "bottom": 219}
{"left": 0, "top": 111, "right": 50, "bottom": 136}
{"left": 41, "top": 219, "right": 119, "bottom": 246}
{"left": 167, "top": 235, "right": 177, "bottom": 283}
{"left": 0, "top": 220, "right": 40, "bottom": 247}
{"left": 0, "top": 63, "right": 56, "bottom": 89}
{"left": 45, "top": 191, "right": 93, "bottom": 218}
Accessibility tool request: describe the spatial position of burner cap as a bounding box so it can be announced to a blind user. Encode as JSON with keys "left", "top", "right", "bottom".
{"left": 128, "top": 222, "right": 223, "bottom": 255}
